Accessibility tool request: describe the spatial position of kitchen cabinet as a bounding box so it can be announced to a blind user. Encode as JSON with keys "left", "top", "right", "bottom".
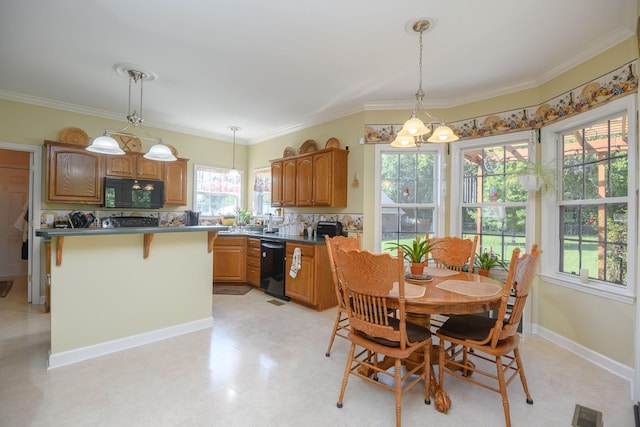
{"left": 282, "top": 158, "right": 297, "bottom": 207}
{"left": 246, "top": 237, "right": 261, "bottom": 287}
{"left": 46, "top": 140, "right": 104, "bottom": 204}
{"left": 105, "top": 153, "right": 163, "bottom": 180}
{"left": 270, "top": 147, "right": 348, "bottom": 208}
{"left": 285, "top": 242, "right": 336, "bottom": 311}
{"left": 270, "top": 160, "right": 283, "bottom": 207}
{"left": 295, "top": 156, "right": 313, "bottom": 206}
{"left": 213, "top": 236, "right": 246, "bottom": 283}
{"left": 163, "top": 158, "right": 188, "bottom": 206}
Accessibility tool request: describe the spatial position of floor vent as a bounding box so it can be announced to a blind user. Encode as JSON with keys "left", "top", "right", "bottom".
{"left": 572, "top": 404, "right": 603, "bottom": 427}
{"left": 267, "top": 299, "right": 285, "bottom": 306}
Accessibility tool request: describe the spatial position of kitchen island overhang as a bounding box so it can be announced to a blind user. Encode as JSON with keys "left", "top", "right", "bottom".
{"left": 36, "top": 226, "right": 228, "bottom": 369}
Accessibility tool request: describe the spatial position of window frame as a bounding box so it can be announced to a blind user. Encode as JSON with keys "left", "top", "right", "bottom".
{"left": 540, "top": 95, "right": 637, "bottom": 303}
{"left": 449, "top": 131, "right": 537, "bottom": 262}
{"left": 192, "top": 164, "right": 244, "bottom": 219}
{"left": 373, "top": 143, "right": 446, "bottom": 252}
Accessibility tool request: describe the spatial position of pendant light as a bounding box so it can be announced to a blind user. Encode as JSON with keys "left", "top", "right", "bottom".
{"left": 86, "top": 64, "right": 176, "bottom": 161}
{"left": 391, "top": 19, "right": 459, "bottom": 148}
{"left": 228, "top": 126, "right": 240, "bottom": 177}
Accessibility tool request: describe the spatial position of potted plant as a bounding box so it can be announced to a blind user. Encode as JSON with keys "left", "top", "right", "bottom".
{"left": 474, "top": 249, "right": 508, "bottom": 276}
{"left": 515, "top": 160, "right": 556, "bottom": 193}
{"left": 386, "top": 235, "right": 441, "bottom": 275}
{"left": 234, "top": 208, "right": 251, "bottom": 226}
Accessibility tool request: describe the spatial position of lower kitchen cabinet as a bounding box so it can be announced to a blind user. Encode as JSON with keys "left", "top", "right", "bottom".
{"left": 285, "top": 242, "right": 336, "bottom": 311}
{"left": 246, "top": 237, "right": 261, "bottom": 287}
{"left": 213, "top": 236, "right": 246, "bottom": 283}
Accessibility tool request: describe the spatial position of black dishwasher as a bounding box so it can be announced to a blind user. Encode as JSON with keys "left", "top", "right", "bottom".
{"left": 260, "top": 239, "right": 290, "bottom": 301}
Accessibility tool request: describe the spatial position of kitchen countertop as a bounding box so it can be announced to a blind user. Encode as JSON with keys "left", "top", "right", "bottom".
{"left": 35, "top": 226, "right": 332, "bottom": 245}
{"left": 35, "top": 225, "right": 230, "bottom": 240}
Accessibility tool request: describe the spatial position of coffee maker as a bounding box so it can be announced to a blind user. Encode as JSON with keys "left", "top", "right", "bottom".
{"left": 184, "top": 210, "right": 200, "bottom": 226}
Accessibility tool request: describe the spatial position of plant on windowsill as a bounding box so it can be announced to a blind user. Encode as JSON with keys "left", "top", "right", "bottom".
{"left": 474, "top": 249, "right": 508, "bottom": 277}
{"left": 234, "top": 208, "right": 251, "bottom": 227}
{"left": 385, "top": 234, "right": 441, "bottom": 275}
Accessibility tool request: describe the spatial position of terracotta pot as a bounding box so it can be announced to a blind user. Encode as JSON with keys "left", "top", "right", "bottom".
{"left": 410, "top": 263, "right": 424, "bottom": 275}
{"left": 477, "top": 268, "right": 490, "bottom": 277}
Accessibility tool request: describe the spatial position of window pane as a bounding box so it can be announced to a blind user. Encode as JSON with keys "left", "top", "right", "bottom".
{"left": 194, "top": 165, "right": 242, "bottom": 217}
{"left": 380, "top": 149, "right": 439, "bottom": 252}
{"left": 460, "top": 140, "right": 529, "bottom": 265}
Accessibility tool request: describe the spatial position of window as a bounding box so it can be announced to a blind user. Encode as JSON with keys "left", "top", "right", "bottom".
{"left": 374, "top": 144, "right": 445, "bottom": 252}
{"left": 541, "top": 96, "right": 636, "bottom": 301}
{"left": 450, "top": 132, "right": 535, "bottom": 266}
{"left": 193, "top": 165, "right": 243, "bottom": 217}
{"left": 252, "top": 167, "right": 275, "bottom": 216}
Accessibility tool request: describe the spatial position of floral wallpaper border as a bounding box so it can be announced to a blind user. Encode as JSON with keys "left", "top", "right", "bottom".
{"left": 365, "top": 61, "right": 637, "bottom": 143}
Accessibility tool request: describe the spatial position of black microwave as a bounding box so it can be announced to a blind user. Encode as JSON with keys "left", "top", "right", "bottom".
{"left": 103, "top": 177, "right": 165, "bottom": 209}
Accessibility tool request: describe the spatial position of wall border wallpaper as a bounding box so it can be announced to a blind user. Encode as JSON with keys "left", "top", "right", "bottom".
{"left": 364, "top": 61, "right": 637, "bottom": 143}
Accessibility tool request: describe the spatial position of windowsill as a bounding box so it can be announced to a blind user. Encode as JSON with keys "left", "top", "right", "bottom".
{"left": 539, "top": 272, "right": 635, "bottom": 304}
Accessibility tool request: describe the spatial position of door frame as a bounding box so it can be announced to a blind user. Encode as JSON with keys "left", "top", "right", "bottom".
{"left": 0, "top": 141, "right": 42, "bottom": 305}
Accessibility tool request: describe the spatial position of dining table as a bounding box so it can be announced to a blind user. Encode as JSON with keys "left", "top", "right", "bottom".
{"left": 386, "top": 266, "right": 505, "bottom": 414}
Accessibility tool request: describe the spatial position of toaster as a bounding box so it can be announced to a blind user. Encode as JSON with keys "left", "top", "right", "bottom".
{"left": 316, "top": 221, "right": 344, "bottom": 238}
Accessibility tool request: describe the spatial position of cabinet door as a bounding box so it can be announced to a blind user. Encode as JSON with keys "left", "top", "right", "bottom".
{"left": 295, "top": 156, "right": 313, "bottom": 206}
{"left": 271, "top": 160, "right": 283, "bottom": 207}
{"left": 213, "top": 237, "right": 246, "bottom": 282}
{"left": 46, "top": 141, "right": 104, "bottom": 203}
{"left": 314, "top": 150, "right": 348, "bottom": 207}
{"left": 285, "top": 244, "right": 315, "bottom": 304}
{"left": 163, "top": 158, "right": 188, "bottom": 206}
{"left": 282, "top": 159, "right": 296, "bottom": 207}
{"left": 105, "top": 154, "right": 136, "bottom": 178}
{"left": 136, "top": 156, "right": 163, "bottom": 180}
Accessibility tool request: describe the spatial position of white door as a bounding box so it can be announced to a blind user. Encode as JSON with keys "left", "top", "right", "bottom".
{"left": 0, "top": 167, "right": 29, "bottom": 277}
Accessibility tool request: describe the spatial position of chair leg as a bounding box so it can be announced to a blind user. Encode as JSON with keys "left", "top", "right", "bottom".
{"left": 438, "top": 339, "right": 445, "bottom": 390}
{"left": 424, "top": 342, "right": 431, "bottom": 405}
{"left": 514, "top": 347, "right": 534, "bottom": 404}
{"left": 337, "top": 342, "right": 356, "bottom": 408}
{"left": 495, "top": 355, "right": 512, "bottom": 427}
{"left": 394, "top": 358, "right": 402, "bottom": 427}
{"left": 325, "top": 310, "right": 342, "bottom": 357}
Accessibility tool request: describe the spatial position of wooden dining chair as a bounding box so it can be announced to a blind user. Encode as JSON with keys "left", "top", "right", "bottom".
{"left": 324, "top": 234, "right": 361, "bottom": 357}
{"left": 428, "top": 235, "right": 478, "bottom": 331}
{"left": 334, "top": 247, "right": 432, "bottom": 427}
{"left": 436, "top": 244, "right": 542, "bottom": 427}
{"left": 429, "top": 235, "right": 478, "bottom": 271}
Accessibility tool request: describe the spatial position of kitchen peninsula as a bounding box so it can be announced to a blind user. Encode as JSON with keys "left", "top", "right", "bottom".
{"left": 36, "top": 225, "right": 227, "bottom": 369}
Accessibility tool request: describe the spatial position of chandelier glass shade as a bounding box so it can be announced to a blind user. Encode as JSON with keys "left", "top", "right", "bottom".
{"left": 86, "top": 65, "right": 176, "bottom": 161}
{"left": 391, "top": 19, "right": 458, "bottom": 148}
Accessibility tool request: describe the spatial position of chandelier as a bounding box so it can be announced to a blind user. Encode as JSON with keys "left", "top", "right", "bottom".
{"left": 391, "top": 19, "right": 459, "bottom": 148}
{"left": 86, "top": 64, "right": 176, "bottom": 161}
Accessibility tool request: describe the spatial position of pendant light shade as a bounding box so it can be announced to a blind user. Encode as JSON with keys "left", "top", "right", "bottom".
{"left": 228, "top": 126, "right": 241, "bottom": 177}
{"left": 86, "top": 135, "right": 125, "bottom": 155}
{"left": 144, "top": 143, "right": 177, "bottom": 161}
{"left": 427, "top": 122, "right": 459, "bottom": 143}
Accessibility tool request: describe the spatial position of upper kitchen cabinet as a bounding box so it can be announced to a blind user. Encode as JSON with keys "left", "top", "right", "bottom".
{"left": 46, "top": 140, "right": 104, "bottom": 204}
{"left": 163, "top": 158, "right": 188, "bottom": 206}
{"left": 105, "top": 153, "right": 163, "bottom": 180}
{"left": 270, "top": 147, "right": 348, "bottom": 208}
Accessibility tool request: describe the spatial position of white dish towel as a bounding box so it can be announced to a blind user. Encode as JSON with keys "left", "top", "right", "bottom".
{"left": 289, "top": 247, "right": 302, "bottom": 278}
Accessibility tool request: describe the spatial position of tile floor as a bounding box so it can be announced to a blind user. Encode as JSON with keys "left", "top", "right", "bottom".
{"left": 0, "top": 276, "right": 635, "bottom": 426}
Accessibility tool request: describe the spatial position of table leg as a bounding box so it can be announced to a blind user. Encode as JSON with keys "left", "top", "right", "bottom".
{"left": 405, "top": 313, "right": 451, "bottom": 414}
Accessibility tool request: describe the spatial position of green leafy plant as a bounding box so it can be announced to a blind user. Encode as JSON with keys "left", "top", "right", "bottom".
{"left": 234, "top": 208, "right": 251, "bottom": 225}
{"left": 385, "top": 235, "right": 441, "bottom": 264}
{"left": 474, "top": 249, "right": 508, "bottom": 271}
{"left": 514, "top": 160, "right": 557, "bottom": 193}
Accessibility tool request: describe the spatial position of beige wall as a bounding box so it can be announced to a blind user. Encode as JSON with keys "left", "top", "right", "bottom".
{"left": 1, "top": 36, "right": 638, "bottom": 367}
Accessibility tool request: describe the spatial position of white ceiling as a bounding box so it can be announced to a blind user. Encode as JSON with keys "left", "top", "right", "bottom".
{"left": 0, "top": 0, "right": 636, "bottom": 144}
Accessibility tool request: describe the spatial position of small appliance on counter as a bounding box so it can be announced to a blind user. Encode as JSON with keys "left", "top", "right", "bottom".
{"left": 184, "top": 210, "right": 200, "bottom": 226}
{"left": 316, "top": 221, "right": 343, "bottom": 238}
{"left": 69, "top": 211, "right": 96, "bottom": 228}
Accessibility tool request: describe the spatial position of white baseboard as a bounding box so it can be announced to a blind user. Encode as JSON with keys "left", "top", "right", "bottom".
{"left": 533, "top": 323, "right": 634, "bottom": 398}
{"left": 48, "top": 317, "right": 214, "bottom": 369}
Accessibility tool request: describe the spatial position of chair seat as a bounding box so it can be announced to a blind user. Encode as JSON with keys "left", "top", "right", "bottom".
{"left": 355, "top": 316, "right": 431, "bottom": 347}
{"left": 437, "top": 314, "right": 504, "bottom": 342}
